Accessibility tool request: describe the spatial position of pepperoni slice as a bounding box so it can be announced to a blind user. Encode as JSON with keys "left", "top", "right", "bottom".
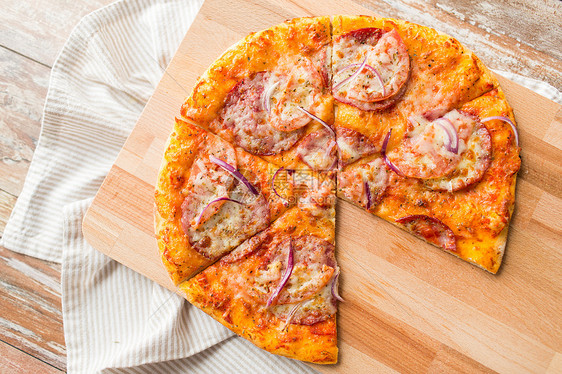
{"left": 387, "top": 109, "right": 484, "bottom": 180}
{"left": 424, "top": 122, "right": 492, "bottom": 192}
{"left": 395, "top": 215, "right": 457, "bottom": 252}
{"left": 269, "top": 58, "right": 326, "bottom": 132}
{"left": 246, "top": 235, "right": 336, "bottom": 306}
{"left": 180, "top": 136, "right": 237, "bottom": 228}
{"left": 214, "top": 72, "right": 304, "bottom": 155}
{"left": 333, "top": 28, "right": 410, "bottom": 109}
{"left": 270, "top": 276, "right": 338, "bottom": 326}
{"left": 297, "top": 129, "right": 337, "bottom": 171}
{"left": 336, "top": 127, "right": 379, "bottom": 167}
{"left": 179, "top": 137, "right": 270, "bottom": 259}
{"left": 337, "top": 157, "right": 389, "bottom": 210}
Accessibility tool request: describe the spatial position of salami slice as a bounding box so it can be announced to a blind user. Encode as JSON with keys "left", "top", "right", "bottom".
{"left": 180, "top": 138, "right": 270, "bottom": 259}
{"left": 246, "top": 235, "right": 336, "bottom": 306}
{"left": 395, "top": 215, "right": 457, "bottom": 252}
{"left": 269, "top": 59, "right": 327, "bottom": 132}
{"left": 214, "top": 72, "right": 304, "bottom": 155}
{"left": 180, "top": 137, "right": 237, "bottom": 228}
{"left": 337, "top": 157, "right": 389, "bottom": 210}
{"left": 387, "top": 109, "right": 490, "bottom": 183}
{"left": 336, "top": 127, "right": 379, "bottom": 166}
{"left": 297, "top": 129, "right": 337, "bottom": 171}
{"left": 270, "top": 275, "right": 338, "bottom": 326}
{"left": 333, "top": 28, "right": 410, "bottom": 110}
{"left": 424, "top": 122, "right": 492, "bottom": 192}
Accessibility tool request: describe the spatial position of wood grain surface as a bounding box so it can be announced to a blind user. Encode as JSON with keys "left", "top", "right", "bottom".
{"left": 1, "top": 0, "right": 561, "bottom": 371}
{"left": 82, "top": 0, "right": 562, "bottom": 372}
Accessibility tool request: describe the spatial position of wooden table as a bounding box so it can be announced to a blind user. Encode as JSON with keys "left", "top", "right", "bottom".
{"left": 0, "top": 0, "right": 560, "bottom": 372}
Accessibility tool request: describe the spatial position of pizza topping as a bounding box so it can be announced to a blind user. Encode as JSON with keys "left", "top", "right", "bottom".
{"left": 193, "top": 197, "right": 244, "bottom": 226}
{"left": 332, "top": 53, "right": 370, "bottom": 92}
{"left": 330, "top": 268, "right": 344, "bottom": 302}
{"left": 181, "top": 138, "right": 238, "bottom": 227}
{"left": 281, "top": 303, "right": 302, "bottom": 331}
{"left": 179, "top": 137, "right": 271, "bottom": 259}
{"left": 336, "top": 81, "right": 407, "bottom": 111}
{"left": 381, "top": 129, "right": 404, "bottom": 176}
{"left": 333, "top": 28, "right": 410, "bottom": 107}
{"left": 262, "top": 81, "right": 280, "bottom": 113}
{"left": 216, "top": 71, "right": 304, "bottom": 155}
{"left": 296, "top": 171, "right": 336, "bottom": 215}
{"left": 269, "top": 59, "right": 326, "bottom": 132}
{"left": 297, "top": 107, "right": 335, "bottom": 137}
{"left": 424, "top": 121, "right": 492, "bottom": 191}
{"left": 248, "top": 235, "right": 336, "bottom": 306}
{"left": 183, "top": 181, "right": 270, "bottom": 259}
{"left": 481, "top": 116, "right": 519, "bottom": 146}
{"left": 209, "top": 155, "right": 258, "bottom": 195}
{"left": 432, "top": 117, "right": 459, "bottom": 154}
{"left": 395, "top": 215, "right": 456, "bottom": 252}
{"left": 271, "top": 167, "right": 291, "bottom": 206}
{"left": 266, "top": 239, "right": 294, "bottom": 307}
{"left": 337, "top": 157, "right": 389, "bottom": 210}
{"left": 387, "top": 110, "right": 487, "bottom": 180}
{"left": 271, "top": 275, "right": 338, "bottom": 326}
{"left": 336, "top": 127, "right": 379, "bottom": 167}
{"left": 297, "top": 129, "right": 337, "bottom": 171}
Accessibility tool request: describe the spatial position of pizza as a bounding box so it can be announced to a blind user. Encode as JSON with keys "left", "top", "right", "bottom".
{"left": 154, "top": 118, "right": 296, "bottom": 283}
{"left": 180, "top": 181, "right": 338, "bottom": 363}
{"left": 154, "top": 15, "right": 520, "bottom": 364}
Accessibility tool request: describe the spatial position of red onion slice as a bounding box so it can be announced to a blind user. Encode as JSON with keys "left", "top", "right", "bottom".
{"left": 195, "top": 197, "right": 244, "bottom": 226}
{"left": 262, "top": 81, "right": 280, "bottom": 113}
{"left": 271, "top": 167, "right": 289, "bottom": 206}
{"left": 434, "top": 118, "right": 459, "bottom": 154}
{"left": 331, "top": 268, "right": 344, "bottom": 302}
{"left": 381, "top": 129, "right": 404, "bottom": 176}
{"left": 334, "top": 63, "right": 386, "bottom": 97}
{"left": 266, "top": 239, "right": 294, "bottom": 307}
{"left": 322, "top": 140, "right": 337, "bottom": 171}
{"left": 364, "top": 180, "right": 372, "bottom": 210}
{"left": 209, "top": 155, "right": 258, "bottom": 196}
{"left": 297, "top": 107, "right": 335, "bottom": 137}
{"left": 281, "top": 302, "right": 301, "bottom": 331}
{"left": 332, "top": 53, "right": 369, "bottom": 91}
{"left": 481, "top": 116, "right": 519, "bottom": 146}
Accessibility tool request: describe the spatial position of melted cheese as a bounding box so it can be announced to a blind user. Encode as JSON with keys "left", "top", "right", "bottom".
{"left": 187, "top": 182, "right": 270, "bottom": 259}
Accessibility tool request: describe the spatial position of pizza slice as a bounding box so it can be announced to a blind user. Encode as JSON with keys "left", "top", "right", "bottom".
{"left": 331, "top": 16, "right": 520, "bottom": 273}
{"left": 337, "top": 87, "right": 520, "bottom": 273}
{"left": 180, "top": 16, "right": 336, "bottom": 172}
{"left": 155, "top": 118, "right": 297, "bottom": 284}
{"left": 179, "top": 173, "right": 340, "bottom": 364}
{"left": 331, "top": 15, "right": 498, "bottom": 169}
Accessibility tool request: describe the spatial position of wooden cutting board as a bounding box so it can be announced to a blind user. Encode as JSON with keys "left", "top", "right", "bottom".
{"left": 82, "top": 0, "right": 562, "bottom": 372}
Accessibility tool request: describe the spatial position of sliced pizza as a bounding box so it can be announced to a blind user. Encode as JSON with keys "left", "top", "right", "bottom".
{"left": 179, "top": 178, "right": 339, "bottom": 364}
{"left": 153, "top": 14, "right": 522, "bottom": 367}
{"left": 338, "top": 88, "right": 520, "bottom": 273}
{"left": 180, "top": 16, "right": 336, "bottom": 172}
{"left": 155, "top": 118, "right": 296, "bottom": 284}
{"left": 331, "top": 15, "right": 498, "bottom": 167}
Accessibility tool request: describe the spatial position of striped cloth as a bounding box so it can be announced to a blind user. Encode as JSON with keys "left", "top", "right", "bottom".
{"left": 1, "top": 0, "right": 560, "bottom": 372}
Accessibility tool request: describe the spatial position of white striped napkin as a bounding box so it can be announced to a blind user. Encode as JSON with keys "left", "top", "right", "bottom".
{"left": 1, "top": 0, "right": 560, "bottom": 372}
{"left": 2, "top": 0, "right": 317, "bottom": 372}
